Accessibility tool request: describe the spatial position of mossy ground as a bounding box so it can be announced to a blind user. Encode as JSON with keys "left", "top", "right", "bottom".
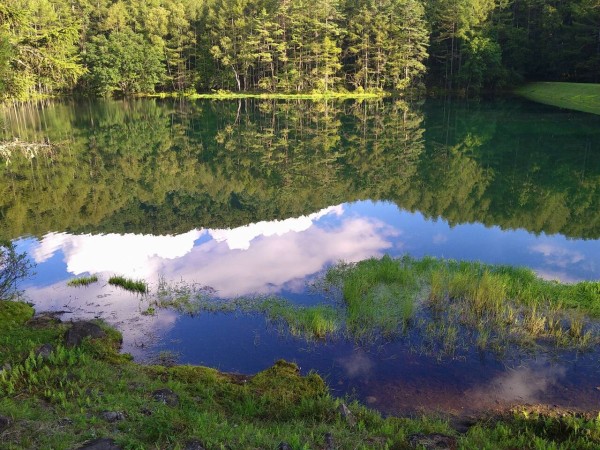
{"left": 515, "top": 82, "right": 600, "bottom": 115}
{"left": 0, "top": 300, "right": 598, "bottom": 449}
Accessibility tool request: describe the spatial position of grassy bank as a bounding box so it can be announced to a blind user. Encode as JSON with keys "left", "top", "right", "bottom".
{"left": 514, "top": 82, "right": 600, "bottom": 115}
{"left": 0, "top": 300, "right": 599, "bottom": 449}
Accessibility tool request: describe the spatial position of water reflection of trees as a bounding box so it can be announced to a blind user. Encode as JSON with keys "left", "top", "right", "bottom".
{"left": 1, "top": 99, "right": 599, "bottom": 240}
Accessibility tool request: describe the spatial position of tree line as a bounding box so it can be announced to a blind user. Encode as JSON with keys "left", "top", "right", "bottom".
{"left": 0, "top": 0, "right": 599, "bottom": 99}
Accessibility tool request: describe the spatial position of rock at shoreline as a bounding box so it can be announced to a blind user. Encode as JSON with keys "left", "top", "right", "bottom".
{"left": 65, "top": 321, "right": 106, "bottom": 347}
{"left": 76, "top": 438, "right": 122, "bottom": 450}
{"left": 408, "top": 433, "right": 458, "bottom": 450}
{"left": 183, "top": 439, "right": 206, "bottom": 450}
{"left": 324, "top": 432, "right": 335, "bottom": 449}
{"left": 35, "top": 343, "right": 54, "bottom": 359}
{"left": 0, "top": 415, "right": 11, "bottom": 432}
{"left": 338, "top": 402, "right": 356, "bottom": 427}
{"left": 152, "top": 388, "right": 179, "bottom": 407}
{"left": 100, "top": 411, "right": 125, "bottom": 423}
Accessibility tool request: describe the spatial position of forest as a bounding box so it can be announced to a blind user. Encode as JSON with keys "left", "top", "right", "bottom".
{"left": 0, "top": 0, "right": 599, "bottom": 99}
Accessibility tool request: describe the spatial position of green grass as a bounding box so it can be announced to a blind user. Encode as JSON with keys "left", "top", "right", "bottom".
{"left": 108, "top": 276, "right": 148, "bottom": 294}
{"left": 0, "top": 299, "right": 598, "bottom": 449}
{"left": 67, "top": 275, "right": 98, "bottom": 287}
{"left": 514, "top": 82, "right": 600, "bottom": 115}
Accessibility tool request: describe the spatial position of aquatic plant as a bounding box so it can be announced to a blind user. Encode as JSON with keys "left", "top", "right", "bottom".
{"left": 323, "top": 255, "right": 600, "bottom": 354}
{"left": 108, "top": 276, "right": 148, "bottom": 294}
{"left": 67, "top": 275, "right": 98, "bottom": 287}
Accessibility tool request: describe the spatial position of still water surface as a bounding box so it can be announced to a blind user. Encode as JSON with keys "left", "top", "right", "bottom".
{"left": 2, "top": 98, "right": 600, "bottom": 416}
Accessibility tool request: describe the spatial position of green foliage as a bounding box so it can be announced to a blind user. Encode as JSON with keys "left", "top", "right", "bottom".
{"left": 0, "top": 241, "right": 34, "bottom": 300}
{"left": 108, "top": 275, "right": 148, "bottom": 294}
{"left": 2, "top": 97, "right": 600, "bottom": 243}
{"left": 0, "top": 300, "right": 34, "bottom": 330}
{"left": 85, "top": 31, "right": 165, "bottom": 96}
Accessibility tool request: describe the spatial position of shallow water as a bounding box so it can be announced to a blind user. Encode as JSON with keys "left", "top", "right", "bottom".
{"left": 3, "top": 97, "right": 600, "bottom": 416}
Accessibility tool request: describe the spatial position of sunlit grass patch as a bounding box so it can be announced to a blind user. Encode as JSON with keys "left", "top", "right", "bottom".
{"left": 108, "top": 276, "right": 148, "bottom": 294}
{"left": 515, "top": 82, "right": 600, "bottom": 115}
{"left": 67, "top": 275, "right": 98, "bottom": 287}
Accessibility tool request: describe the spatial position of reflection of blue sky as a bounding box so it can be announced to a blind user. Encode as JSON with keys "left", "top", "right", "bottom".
{"left": 19, "top": 201, "right": 600, "bottom": 304}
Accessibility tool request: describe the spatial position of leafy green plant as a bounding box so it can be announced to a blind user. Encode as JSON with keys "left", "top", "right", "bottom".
{"left": 0, "top": 241, "right": 34, "bottom": 300}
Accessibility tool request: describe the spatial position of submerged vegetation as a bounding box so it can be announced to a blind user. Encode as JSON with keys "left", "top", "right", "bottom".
{"left": 515, "top": 82, "right": 600, "bottom": 115}
{"left": 67, "top": 275, "right": 99, "bottom": 287}
{"left": 153, "top": 256, "right": 600, "bottom": 355}
{"left": 0, "top": 300, "right": 599, "bottom": 448}
{"left": 108, "top": 276, "right": 148, "bottom": 294}
{"left": 323, "top": 256, "right": 600, "bottom": 353}
{"left": 153, "top": 280, "right": 339, "bottom": 340}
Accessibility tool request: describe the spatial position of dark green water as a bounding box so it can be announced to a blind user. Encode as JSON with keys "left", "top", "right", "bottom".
{"left": 2, "top": 98, "right": 600, "bottom": 416}
{"left": 2, "top": 97, "right": 600, "bottom": 241}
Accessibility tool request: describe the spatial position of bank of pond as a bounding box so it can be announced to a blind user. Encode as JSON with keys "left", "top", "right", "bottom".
{"left": 1, "top": 255, "right": 599, "bottom": 448}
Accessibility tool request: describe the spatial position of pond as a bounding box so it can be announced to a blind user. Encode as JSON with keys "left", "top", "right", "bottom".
{"left": 2, "top": 97, "right": 600, "bottom": 418}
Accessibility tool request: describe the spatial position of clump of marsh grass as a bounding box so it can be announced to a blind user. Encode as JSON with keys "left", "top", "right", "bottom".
{"left": 335, "top": 255, "right": 419, "bottom": 340}
{"left": 322, "top": 255, "right": 600, "bottom": 356}
{"left": 108, "top": 275, "right": 148, "bottom": 294}
{"left": 67, "top": 275, "right": 98, "bottom": 287}
{"left": 152, "top": 279, "right": 340, "bottom": 340}
{"left": 256, "top": 298, "right": 339, "bottom": 339}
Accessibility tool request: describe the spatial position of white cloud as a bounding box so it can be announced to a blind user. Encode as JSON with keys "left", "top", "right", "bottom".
{"left": 529, "top": 243, "right": 585, "bottom": 268}
{"left": 209, "top": 205, "right": 344, "bottom": 250}
{"left": 159, "top": 216, "right": 397, "bottom": 297}
{"left": 31, "top": 230, "right": 204, "bottom": 279}
{"left": 432, "top": 233, "right": 448, "bottom": 244}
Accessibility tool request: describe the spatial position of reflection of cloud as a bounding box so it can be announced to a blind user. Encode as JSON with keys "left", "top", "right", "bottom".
{"left": 337, "top": 351, "right": 375, "bottom": 378}
{"left": 470, "top": 361, "right": 566, "bottom": 405}
{"left": 534, "top": 269, "right": 580, "bottom": 283}
{"left": 24, "top": 278, "right": 178, "bottom": 359}
{"left": 162, "top": 217, "right": 397, "bottom": 297}
{"left": 209, "top": 205, "right": 343, "bottom": 250}
{"left": 32, "top": 230, "right": 204, "bottom": 278}
{"left": 530, "top": 243, "right": 585, "bottom": 268}
{"left": 26, "top": 204, "right": 398, "bottom": 298}
{"left": 432, "top": 233, "right": 448, "bottom": 244}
